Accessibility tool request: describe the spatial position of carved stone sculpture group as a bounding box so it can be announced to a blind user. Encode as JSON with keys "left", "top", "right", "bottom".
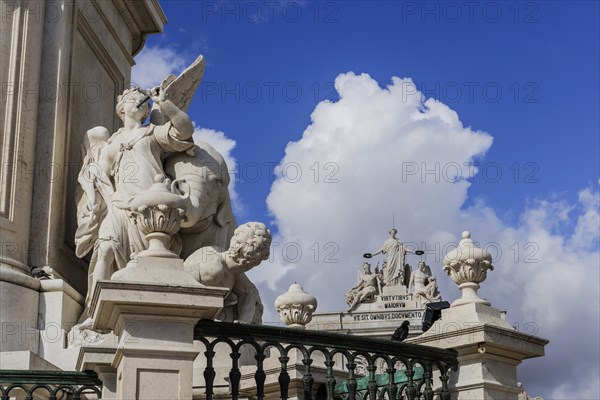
{"left": 346, "top": 229, "right": 441, "bottom": 310}
{"left": 74, "top": 56, "right": 270, "bottom": 329}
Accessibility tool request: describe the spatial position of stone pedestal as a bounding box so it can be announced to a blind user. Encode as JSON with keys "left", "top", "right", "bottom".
{"left": 77, "top": 345, "right": 118, "bottom": 399}
{"left": 82, "top": 259, "right": 227, "bottom": 400}
{"left": 307, "top": 285, "right": 425, "bottom": 339}
{"left": 0, "top": 266, "right": 85, "bottom": 370}
{"left": 0, "top": 268, "right": 41, "bottom": 354}
{"left": 408, "top": 303, "right": 548, "bottom": 400}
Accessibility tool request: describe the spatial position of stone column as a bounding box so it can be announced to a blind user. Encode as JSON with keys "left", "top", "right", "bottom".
{"left": 0, "top": 0, "right": 47, "bottom": 355}
{"left": 408, "top": 231, "right": 548, "bottom": 400}
{"left": 1, "top": 0, "right": 166, "bottom": 364}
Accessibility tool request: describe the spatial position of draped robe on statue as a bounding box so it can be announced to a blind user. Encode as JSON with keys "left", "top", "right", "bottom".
{"left": 75, "top": 122, "right": 194, "bottom": 310}
{"left": 375, "top": 237, "right": 408, "bottom": 286}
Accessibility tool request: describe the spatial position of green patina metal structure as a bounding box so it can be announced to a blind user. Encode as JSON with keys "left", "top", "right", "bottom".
{"left": 334, "top": 368, "right": 425, "bottom": 399}
{"left": 195, "top": 320, "right": 458, "bottom": 400}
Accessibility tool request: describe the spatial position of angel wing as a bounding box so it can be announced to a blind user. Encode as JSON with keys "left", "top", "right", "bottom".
{"left": 150, "top": 55, "right": 206, "bottom": 125}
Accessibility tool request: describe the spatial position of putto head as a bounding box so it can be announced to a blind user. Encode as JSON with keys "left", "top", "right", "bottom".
{"left": 228, "top": 222, "right": 272, "bottom": 267}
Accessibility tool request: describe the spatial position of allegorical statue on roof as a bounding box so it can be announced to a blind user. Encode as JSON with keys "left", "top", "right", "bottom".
{"left": 74, "top": 55, "right": 269, "bottom": 329}
{"left": 409, "top": 261, "right": 442, "bottom": 305}
{"left": 365, "top": 228, "right": 423, "bottom": 287}
{"left": 345, "top": 262, "right": 381, "bottom": 312}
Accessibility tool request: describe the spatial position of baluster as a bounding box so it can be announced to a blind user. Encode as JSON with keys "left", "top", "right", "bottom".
{"left": 302, "top": 356, "right": 314, "bottom": 400}
{"left": 255, "top": 351, "right": 267, "bottom": 400}
{"left": 422, "top": 364, "right": 433, "bottom": 400}
{"left": 346, "top": 361, "right": 357, "bottom": 400}
{"left": 405, "top": 366, "right": 417, "bottom": 400}
{"left": 230, "top": 348, "right": 242, "bottom": 400}
{"left": 204, "top": 348, "right": 216, "bottom": 400}
{"left": 439, "top": 367, "right": 451, "bottom": 400}
{"left": 324, "top": 356, "right": 336, "bottom": 400}
{"left": 278, "top": 355, "right": 290, "bottom": 400}
{"left": 386, "top": 367, "right": 397, "bottom": 400}
{"left": 367, "top": 364, "right": 377, "bottom": 400}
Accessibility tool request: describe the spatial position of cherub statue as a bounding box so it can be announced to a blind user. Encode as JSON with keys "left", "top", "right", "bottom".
{"left": 183, "top": 222, "right": 272, "bottom": 324}
{"left": 409, "top": 261, "right": 442, "bottom": 305}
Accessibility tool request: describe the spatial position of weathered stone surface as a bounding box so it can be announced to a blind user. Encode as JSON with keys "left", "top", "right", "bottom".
{"left": 309, "top": 284, "right": 425, "bottom": 339}
{"left": 81, "top": 269, "right": 227, "bottom": 399}
{"left": 275, "top": 283, "right": 318, "bottom": 329}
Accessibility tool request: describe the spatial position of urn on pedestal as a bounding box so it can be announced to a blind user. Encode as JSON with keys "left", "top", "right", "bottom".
{"left": 110, "top": 175, "right": 196, "bottom": 285}
{"left": 443, "top": 231, "right": 494, "bottom": 307}
{"left": 275, "top": 283, "right": 318, "bottom": 329}
{"left": 128, "top": 174, "right": 188, "bottom": 259}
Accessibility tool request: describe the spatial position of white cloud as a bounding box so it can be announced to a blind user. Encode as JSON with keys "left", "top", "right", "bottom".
{"left": 254, "top": 72, "right": 599, "bottom": 399}
{"left": 193, "top": 127, "right": 245, "bottom": 216}
{"left": 131, "top": 45, "right": 187, "bottom": 88}
{"left": 261, "top": 72, "right": 493, "bottom": 296}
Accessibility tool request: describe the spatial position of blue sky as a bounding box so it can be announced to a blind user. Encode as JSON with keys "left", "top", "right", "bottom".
{"left": 143, "top": 0, "right": 598, "bottom": 227}
{"left": 133, "top": 1, "right": 599, "bottom": 398}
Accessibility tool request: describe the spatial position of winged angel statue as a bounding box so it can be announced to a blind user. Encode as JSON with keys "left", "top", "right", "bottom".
{"left": 74, "top": 56, "right": 267, "bottom": 328}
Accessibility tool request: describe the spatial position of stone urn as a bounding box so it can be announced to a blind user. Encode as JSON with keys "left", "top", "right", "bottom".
{"left": 275, "top": 283, "right": 318, "bottom": 329}
{"left": 129, "top": 175, "right": 189, "bottom": 258}
{"left": 443, "top": 231, "right": 494, "bottom": 307}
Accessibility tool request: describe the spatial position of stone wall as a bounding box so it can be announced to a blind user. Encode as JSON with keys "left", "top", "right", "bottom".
{"left": 0, "top": 0, "right": 165, "bottom": 363}
{"left": 1, "top": 0, "right": 166, "bottom": 292}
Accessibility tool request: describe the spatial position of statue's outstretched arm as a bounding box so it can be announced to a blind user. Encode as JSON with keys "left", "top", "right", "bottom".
{"left": 151, "top": 87, "right": 194, "bottom": 139}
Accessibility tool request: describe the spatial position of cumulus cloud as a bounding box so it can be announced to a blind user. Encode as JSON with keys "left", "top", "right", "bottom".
{"left": 131, "top": 45, "right": 187, "bottom": 88}
{"left": 260, "top": 72, "right": 493, "bottom": 298}
{"left": 483, "top": 188, "right": 599, "bottom": 399}
{"left": 193, "top": 127, "right": 245, "bottom": 215}
{"left": 255, "top": 72, "right": 599, "bottom": 399}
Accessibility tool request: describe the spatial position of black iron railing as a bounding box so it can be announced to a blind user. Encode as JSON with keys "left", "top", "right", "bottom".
{"left": 0, "top": 370, "right": 102, "bottom": 400}
{"left": 194, "top": 320, "right": 458, "bottom": 400}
